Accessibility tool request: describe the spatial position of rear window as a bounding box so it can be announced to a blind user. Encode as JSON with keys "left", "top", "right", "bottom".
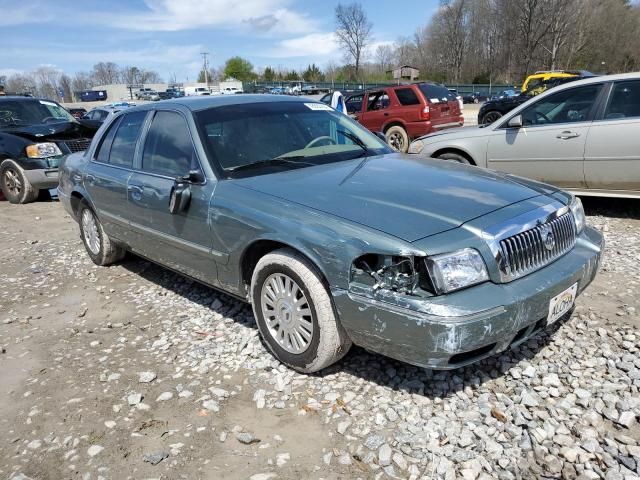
{"left": 394, "top": 88, "right": 420, "bottom": 106}
{"left": 418, "top": 84, "right": 456, "bottom": 104}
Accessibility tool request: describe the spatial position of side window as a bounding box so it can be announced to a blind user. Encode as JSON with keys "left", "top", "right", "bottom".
{"left": 346, "top": 94, "right": 363, "bottom": 114}
{"left": 394, "top": 88, "right": 420, "bottom": 106}
{"left": 366, "top": 92, "right": 389, "bottom": 111}
{"left": 605, "top": 81, "right": 640, "bottom": 120}
{"left": 520, "top": 84, "right": 602, "bottom": 126}
{"left": 94, "top": 116, "right": 121, "bottom": 164}
{"left": 142, "top": 111, "right": 198, "bottom": 177}
{"left": 109, "top": 111, "right": 147, "bottom": 167}
{"left": 96, "top": 110, "right": 109, "bottom": 121}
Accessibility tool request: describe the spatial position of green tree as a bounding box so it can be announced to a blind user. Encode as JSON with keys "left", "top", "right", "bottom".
{"left": 263, "top": 66, "right": 276, "bottom": 82}
{"left": 284, "top": 70, "right": 299, "bottom": 81}
{"left": 223, "top": 56, "right": 256, "bottom": 82}
{"left": 302, "top": 63, "right": 324, "bottom": 82}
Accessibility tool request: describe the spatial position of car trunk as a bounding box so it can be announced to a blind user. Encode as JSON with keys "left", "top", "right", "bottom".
{"left": 418, "top": 84, "right": 461, "bottom": 128}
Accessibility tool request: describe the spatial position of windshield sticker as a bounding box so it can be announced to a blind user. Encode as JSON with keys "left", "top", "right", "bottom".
{"left": 304, "top": 103, "right": 333, "bottom": 111}
{"left": 39, "top": 100, "right": 57, "bottom": 107}
{"left": 430, "top": 98, "right": 440, "bottom": 103}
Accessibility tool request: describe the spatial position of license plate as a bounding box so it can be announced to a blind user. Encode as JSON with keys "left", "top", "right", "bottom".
{"left": 547, "top": 283, "right": 578, "bottom": 325}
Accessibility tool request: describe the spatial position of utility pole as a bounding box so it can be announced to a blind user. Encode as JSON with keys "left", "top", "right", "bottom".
{"left": 201, "top": 52, "right": 210, "bottom": 86}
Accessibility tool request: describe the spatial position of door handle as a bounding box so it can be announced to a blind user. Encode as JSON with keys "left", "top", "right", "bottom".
{"left": 85, "top": 174, "right": 95, "bottom": 184}
{"left": 383, "top": 112, "right": 389, "bottom": 116}
{"left": 556, "top": 131, "right": 580, "bottom": 139}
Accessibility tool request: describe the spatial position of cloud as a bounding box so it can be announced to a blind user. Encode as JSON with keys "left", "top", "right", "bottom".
{"left": 0, "top": 2, "right": 53, "bottom": 26}
{"left": 270, "top": 32, "right": 340, "bottom": 58}
{"left": 0, "top": 68, "right": 25, "bottom": 78}
{"left": 106, "top": 0, "right": 316, "bottom": 35}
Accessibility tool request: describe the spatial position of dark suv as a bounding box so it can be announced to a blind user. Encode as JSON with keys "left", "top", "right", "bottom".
{"left": 346, "top": 83, "right": 463, "bottom": 152}
{"left": 0, "top": 97, "right": 97, "bottom": 203}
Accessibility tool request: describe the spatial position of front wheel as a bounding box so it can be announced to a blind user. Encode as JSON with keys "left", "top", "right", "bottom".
{"left": 251, "top": 249, "right": 351, "bottom": 373}
{"left": 481, "top": 111, "right": 503, "bottom": 125}
{"left": 437, "top": 152, "right": 472, "bottom": 165}
{"left": 385, "top": 125, "right": 409, "bottom": 153}
{"left": 78, "top": 205, "right": 125, "bottom": 266}
{"left": 0, "top": 160, "right": 39, "bottom": 204}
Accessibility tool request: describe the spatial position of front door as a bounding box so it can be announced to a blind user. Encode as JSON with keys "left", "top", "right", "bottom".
{"left": 85, "top": 111, "right": 147, "bottom": 245}
{"left": 359, "top": 91, "right": 390, "bottom": 132}
{"left": 487, "top": 84, "right": 604, "bottom": 189}
{"left": 127, "top": 110, "right": 216, "bottom": 285}
{"left": 584, "top": 80, "right": 640, "bottom": 192}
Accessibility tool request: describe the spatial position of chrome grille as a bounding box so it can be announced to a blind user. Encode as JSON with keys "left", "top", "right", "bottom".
{"left": 64, "top": 138, "right": 92, "bottom": 153}
{"left": 499, "top": 212, "right": 576, "bottom": 281}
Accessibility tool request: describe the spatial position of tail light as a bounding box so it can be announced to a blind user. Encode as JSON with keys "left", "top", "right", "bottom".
{"left": 420, "top": 105, "right": 430, "bottom": 120}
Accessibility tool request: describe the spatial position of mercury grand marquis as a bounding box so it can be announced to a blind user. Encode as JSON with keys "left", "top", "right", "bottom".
{"left": 58, "top": 95, "right": 604, "bottom": 373}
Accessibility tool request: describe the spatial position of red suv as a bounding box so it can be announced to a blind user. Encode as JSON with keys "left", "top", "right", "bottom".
{"left": 345, "top": 83, "right": 464, "bottom": 152}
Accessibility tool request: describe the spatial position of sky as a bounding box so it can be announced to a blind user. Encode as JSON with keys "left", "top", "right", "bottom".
{"left": 0, "top": 0, "right": 440, "bottom": 82}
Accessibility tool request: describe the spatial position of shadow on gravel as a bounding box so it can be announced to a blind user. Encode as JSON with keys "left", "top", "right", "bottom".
{"left": 582, "top": 196, "right": 640, "bottom": 220}
{"left": 119, "top": 255, "right": 566, "bottom": 400}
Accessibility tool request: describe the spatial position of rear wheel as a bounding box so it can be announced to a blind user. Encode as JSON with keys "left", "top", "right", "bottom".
{"left": 78, "top": 204, "right": 125, "bottom": 266}
{"left": 0, "top": 160, "right": 39, "bottom": 204}
{"left": 385, "top": 125, "right": 409, "bottom": 153}
{"left": 251, "top": 249, "right": 351, "bottom": 373}
{"left": 481, "top": 111, "right": 503, "bottom": 125}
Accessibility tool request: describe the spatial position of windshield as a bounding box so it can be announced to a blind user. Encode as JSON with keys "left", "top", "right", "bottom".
{"left": 195, "top": 101, "right": 391, "bottom": 177}
{"left": 0, "top": 99, "right": 75, "bottom": 127}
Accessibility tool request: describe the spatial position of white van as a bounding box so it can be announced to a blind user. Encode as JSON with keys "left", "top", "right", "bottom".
{"left": 185, "top": 86, "right": 211, "bottom": 96}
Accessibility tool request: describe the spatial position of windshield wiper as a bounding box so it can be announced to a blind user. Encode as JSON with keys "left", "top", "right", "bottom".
{"left": 227, "top": 157, "right": 316, "bottom": 173}
{"left": 335, "top": 130, "right": 369, "bottom": 157}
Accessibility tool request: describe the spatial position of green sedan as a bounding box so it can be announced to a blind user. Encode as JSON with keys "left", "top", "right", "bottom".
{"left": 58, "top": 95, "right": 604, "bottom": 372}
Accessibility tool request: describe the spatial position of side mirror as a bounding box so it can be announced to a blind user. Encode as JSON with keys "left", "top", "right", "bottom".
{"left": 507, "top": 114, "right": 523, "bottom": 128}
{"left": 182, "top": 169, "right": 205, "bottom": 184}
{"left": 169, "top": 180, "right": 191, "bottom": 214}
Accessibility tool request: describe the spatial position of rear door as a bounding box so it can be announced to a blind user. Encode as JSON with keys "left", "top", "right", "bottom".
{"left": 358, "top": 90, "right": 390, "bottom": 132}
{"left": 391, "top": 86, "right": 422, "bottom": 124}
{"left": 486, "top": 83, "right": 604, "bottom": 188}
{"left": 127, "top": 109, "right": 216, "bottom": 284}
{"left": 85, "top": 111, "right": 147, "bottom": 244}
{"left": 417, "top": 84, "right": 461, "bottom": 129}
{"left": 584, "top": 80, "right": 640, "bottom": 192}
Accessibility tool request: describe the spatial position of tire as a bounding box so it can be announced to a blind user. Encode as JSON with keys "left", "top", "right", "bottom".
{"left": 481, "top": 111, "right": 503, "bottom": 125}
{"left": 78, "top": 204, "right": 125, "bottom": 266}
{"left": 385, "top": 125, "right": 409, "bottom": 153}
{"left": 437, "top": 152, "right": 472, "bottom": 165}
{"left": 0, "top": 160, "right": 39, "bottom": 204}
{"left": 251, "top": 248, "right": 352, "bottom": 373}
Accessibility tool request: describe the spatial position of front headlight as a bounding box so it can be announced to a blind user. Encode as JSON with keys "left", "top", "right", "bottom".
{"left": 569, "top": 196, "right": 586, "bottom": 234}
{"left": 408, "top": 140, "right": 424, "bottom": 154}
{"left": 425, "top": 248, "right": 489, "bottom": 294}
{"left": 26, "top": 142, "right": 62, "bottom": 158}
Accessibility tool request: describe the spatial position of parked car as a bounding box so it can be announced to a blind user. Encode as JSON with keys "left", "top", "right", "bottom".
{"left": 521, "top": 70, "right": 593, "bottom": 96}
{"left": 58, "top": 95, "right": 603, "bottom": 372}
{"left": 80, "top": 105, "right": 130, "bottom": 128}
{"left": 269, "top": 87, "right": 284, "bottom": 95}
{"left": 319, "top": 92, "right": 333, "bottom": 105}
{"left": 479, "top": 73, "right": 597, "bottom": 125}
{"left": 185, "top": 87, "right": 211, "bottom": 96}
{"left": 345, "top": 82, "right": 463, "bottom": 152}
{"left": 221, "top": 87, "right": 243, "bottom": 95}
{"left": 0, "top": 96, "right": 97, "bottom": 203}
{"left": 67, "top": 107, "right": 87, "bottom": 119}
{"left": 462, "top": 92, "right": 488, "bottom": 104}
{"left": 135, "top": 88, "right": 160, "bottom": 101}
{"left": 409, "top": 73, "right": 640, "bottom": 198}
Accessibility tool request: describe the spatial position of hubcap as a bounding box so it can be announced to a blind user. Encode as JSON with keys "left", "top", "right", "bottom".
{"left": 388, "top": 132, "right": 404, "bottom": 151}
{"left": 260, "top": 273, "right": 314, "bottom": 354}
{"left": 81, "top": 209, "right": 101, "bottom": 255}
{"left": 4, "top": 169, "right": 22, "bottom": 195}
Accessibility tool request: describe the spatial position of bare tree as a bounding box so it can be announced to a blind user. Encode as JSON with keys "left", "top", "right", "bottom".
{"left": 374, "top": 44, "right": 394, "bottom": 73}
{"left": 91, "top": 62, "right": 120, "bottom": 85}
{"left": 71, "top": 72, "right": 92, "bottom": 94}
{"left": 33, "top": 65, "right": 63, "bottom": 100}
{"left": 335, "top": 2, "right": 372, "bottom": 79}
{"left": 5, "top": 73, "right": 37, "bottom": 95}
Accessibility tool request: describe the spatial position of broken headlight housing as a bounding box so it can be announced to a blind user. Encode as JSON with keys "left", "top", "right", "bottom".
{"left": 425, "top": 248, "right": 489, "bottom": 294}
{"left": 351, "top": 254, "right": 420, "bottom": 294}
{"left": 569, "top": 196, "right": 585, "bottom": 234}
{"left": 25, "top": 142, "right": 62, "bottom": 159}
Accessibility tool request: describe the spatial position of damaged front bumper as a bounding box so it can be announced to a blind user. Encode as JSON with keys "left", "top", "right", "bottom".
{"left": 332, "top": 226, "right": 604, "bottom": 370}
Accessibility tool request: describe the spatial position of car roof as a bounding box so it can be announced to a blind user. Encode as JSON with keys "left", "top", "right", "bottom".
{"left": 128, "top": 94, "right": 312, "bottom": 112}
{"left": 0, "top": 96, "right": 59, "bottom": 103}
{"left": 530, "top": 71, "right": 639, "bottom": 99}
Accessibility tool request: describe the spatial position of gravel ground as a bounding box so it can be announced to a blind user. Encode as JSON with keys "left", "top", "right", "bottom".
{"left": 1, "top": 197, "right": 639, "bottom": 480}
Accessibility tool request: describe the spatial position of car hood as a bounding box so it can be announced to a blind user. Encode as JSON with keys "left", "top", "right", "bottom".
{"left": 2, "top": 121, "right": 97, "bottom": 141}
{"left": 233, "top": 153, "right": 548, "bottom": 242}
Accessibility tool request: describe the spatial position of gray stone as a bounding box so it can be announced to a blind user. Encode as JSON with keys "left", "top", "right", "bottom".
{"left": 378, "top": 444, "right": 392, "bottom": 466}
{"left": 364, "top": 434, "right": 386, "bottom": 450}
{"left": 236, "top": 432, "right": 260, "bottom": 445}
{"left": 143, "top": 451, "right": 169, "bottom": 465}
{"left": 138, "top": 371, "right": 157, "bottom": 383}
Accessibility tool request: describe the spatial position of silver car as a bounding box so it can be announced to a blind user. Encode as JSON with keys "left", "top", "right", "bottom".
{"left": 408, "top": 73, "right": 640, "bottom": 198}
